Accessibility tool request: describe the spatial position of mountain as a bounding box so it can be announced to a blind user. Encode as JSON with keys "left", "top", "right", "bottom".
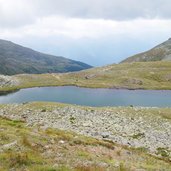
{"left": 121, "top": 38, "right": 171, "bottom": 63}
{"left": 0, "top": 39, "right": 92, "bottom": 75}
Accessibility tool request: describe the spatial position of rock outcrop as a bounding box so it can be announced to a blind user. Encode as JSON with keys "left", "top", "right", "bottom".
{"left": 0, "top": 75, "right": 19, "bottom": 88}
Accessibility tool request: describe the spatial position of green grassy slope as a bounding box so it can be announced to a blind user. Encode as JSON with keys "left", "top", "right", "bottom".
{"left": 1, "top": 61, "right": 171, "bottom": 93}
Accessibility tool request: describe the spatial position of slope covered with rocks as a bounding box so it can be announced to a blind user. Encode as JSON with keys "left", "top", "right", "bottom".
{"left": 1, "top": 114, "right": 171, "bottom": 171}
{"left": 1, "top": 102, "right": 171, "bottom": 162}
{"left": 0, "top": 75, "right": 19, "bottom": 88}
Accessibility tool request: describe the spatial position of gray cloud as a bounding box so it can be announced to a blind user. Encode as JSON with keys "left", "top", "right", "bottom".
{"left": 0, "top": 0, "right": 35, "bottom": 28}
{"left": 1, "top": 0, "right": 171, "bottom": 66}
{"left": 28, "top": 0, "right": 171, "bottom": 20}
{"left": 0, "top": 0, "right": 171, "bottom": 28}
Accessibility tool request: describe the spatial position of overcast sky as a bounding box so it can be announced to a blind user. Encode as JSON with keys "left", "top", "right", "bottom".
{"left": 0, "top": 0, "right": 171, "bottom": 66}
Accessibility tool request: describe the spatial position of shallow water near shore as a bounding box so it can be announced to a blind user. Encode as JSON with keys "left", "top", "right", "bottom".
{"left": 0, "top": 86, "right": 171, "bottom": 107}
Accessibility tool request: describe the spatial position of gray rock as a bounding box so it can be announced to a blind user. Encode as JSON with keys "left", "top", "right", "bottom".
{"left": 101, "top": 132, "right": 110, "bottom": 138}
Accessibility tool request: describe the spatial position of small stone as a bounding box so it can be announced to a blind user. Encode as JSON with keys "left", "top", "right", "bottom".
{"left": 59, "top": 140, "right": 65, "bottom": 144}
{"left": 45, "top": 145, "right": 50, "bottom": 149}
{"left": 92, "top": 132, "right": 99, "bottom": 136}
{"left": 126, "top": 151, "right": 131, "bottom": 155}
{"left": 50, "top": 139, "right": 55, "bottom": 144}
{"left": 83, "top": 121, "right": 92, "bottom": 127}
{"left": 101, "top": 132, "right": 110, "bottom": 138}
{"left": 114, "top": 161, "right": 120, "bottom": 168}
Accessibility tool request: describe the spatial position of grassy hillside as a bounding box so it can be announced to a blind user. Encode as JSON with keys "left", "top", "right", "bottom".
{"left": 0, "top": 39, "right": 92, "bottom": 75}
{"left": 121, "top": 38, "right": 171, "bottom": 63}
{"left": 0, "top": 102, "right": 171, "bottom": 171}
{"left": 64, "top": 61, "right": 171, "bottom": 89}
{"left": 1, "top": 61, "right": 171, "bottom": 93}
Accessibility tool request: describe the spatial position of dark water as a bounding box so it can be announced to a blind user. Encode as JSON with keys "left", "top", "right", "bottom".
{"left": 0, "top": 86, "right": 171, "bottom": 107}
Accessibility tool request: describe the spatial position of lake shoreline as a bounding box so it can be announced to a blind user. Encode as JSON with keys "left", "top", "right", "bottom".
{"left": 1, "top": 83, "right": 171, "bottom": 96}
{"left": 1, "top": 86, "right": 171, "bottom": 107}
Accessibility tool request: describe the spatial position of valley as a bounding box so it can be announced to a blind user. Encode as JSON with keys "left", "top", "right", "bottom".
{"left": 1, "top": 0, "right": 171, "bottom": 170}
{"left": 1, "top": 40, "right": 171, "bottom": 170}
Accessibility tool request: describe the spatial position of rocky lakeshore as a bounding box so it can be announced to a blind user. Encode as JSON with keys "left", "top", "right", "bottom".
{"left": 1, "top": 102, "right": 171, "bottom": 160}
{"left": 0, "top": 75, "right": 19, "bottom": 88}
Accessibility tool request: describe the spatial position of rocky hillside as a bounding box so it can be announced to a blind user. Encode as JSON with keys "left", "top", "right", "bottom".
{"left": 0, "top": 102, "right": 171, "bottom": 170}
{"left": 121, "top": 38, "right": 171, "bottom": 63}
{"left": 0, "top": 39, "right": 92, "bottom": 75}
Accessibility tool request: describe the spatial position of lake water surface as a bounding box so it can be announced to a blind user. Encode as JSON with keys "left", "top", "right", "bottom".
{"left": 0, "top": 86, "right": 171, "bottom": 107}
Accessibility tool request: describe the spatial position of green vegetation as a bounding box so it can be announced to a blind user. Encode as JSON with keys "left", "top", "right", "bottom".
{"left": 70, "top": 115, "right": 76, "bottom": 124}
{"left": 1, "top": 61, "right": 171, "bottom": 94}
{"left": 0, "top": 115, "right": 171, "bottom": 171}
{"left": 1, "top": 38, "right": 171, "bottom": 170}
{"left": 0, "top": 39, "right": 92, "bottom": 75}
{"left": 156, "top": 148, "right": 171, "bottom": 158}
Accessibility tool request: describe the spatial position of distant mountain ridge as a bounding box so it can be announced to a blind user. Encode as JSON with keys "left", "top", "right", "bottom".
{"left": 121, "top": 38, "right": 171, "bottom": 63}
{"left": 0, "top": 39, "right": 92, "bottom": 75}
